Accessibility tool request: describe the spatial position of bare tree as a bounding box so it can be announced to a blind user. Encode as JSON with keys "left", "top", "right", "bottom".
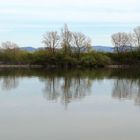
{"left": 61, "top": 24, "right": 72, "bottom": 55}
{"left": 42, "top": 31, "right": 60, "bottom": 55}
{"left": 1, "top": 41, "right": 19, "bottom": 57}
{"left": 111, "top": 32, "right": 132, "bottom": 53}
{"left": 1, "top": 41, "right": 19, "bottom": 62}
{"left": 1, "top": 41, "right": 19, "bottom": 50}
{"left": 133, "top": 26, "right": 140, "bottom": 48}
{"left": 72, "top": 32, "right": 91, "bottom": 58}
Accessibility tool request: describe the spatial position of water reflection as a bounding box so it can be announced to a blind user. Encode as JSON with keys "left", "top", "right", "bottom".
{"left": 0, "top": 69, "right": 140, "bottom": 106}
{"left": 41, "top": 75, "right": 91, "bottom": 107}
{"left": 38, "top": 70, "right": 94, "bottom": 107}
{"left": 112, "top": 79, "right": 140, "bottom": 105}
{"left": 2, "top": 76, "right": 19, "bottom": 90}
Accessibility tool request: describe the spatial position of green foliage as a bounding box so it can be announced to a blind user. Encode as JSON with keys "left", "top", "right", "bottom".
{"left": 80, "top": 52, "right": 111, "bottom": 67}
{"left": 0, "top": 49, "right": 33, "bottom": 64}
{"left": 2, "top": 46, "right": 140, "bottom": 68}
{"left": 31, "top": 50, "right": 48, "bottom": 65}
{"left": 0, "top": 48, "right": 112, "bottom": 68}
{"left": 106, "top": 50, "right": 140, "bottom": 65}
{"left": 81, "top": 55, "right": 96, "bottom": 67}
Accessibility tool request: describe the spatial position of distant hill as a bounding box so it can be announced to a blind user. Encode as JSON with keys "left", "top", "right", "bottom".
{"left": 20, "top": 46, "right": 37, "bottom": 52}
{"left": 20, "top": 46, "right": 114, "bottom": 53}
{"left": 92, "top": 46, "right": 114, "bottom": 52}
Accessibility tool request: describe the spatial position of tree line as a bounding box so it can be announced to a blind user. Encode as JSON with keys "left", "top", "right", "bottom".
{"left": 109, "top": 26, "right": 140, "bottom": 65}
{"left": 0, "top": 24, "right": 111, "bottom": 67}
{"left": 0, "top": 24, "right": 140, "bottom": 67}
{"left": 112, "top": 26, "right": 140, "bottom": 53}
{"left": 42, "top": 24, "right": 92, "bottom": 58}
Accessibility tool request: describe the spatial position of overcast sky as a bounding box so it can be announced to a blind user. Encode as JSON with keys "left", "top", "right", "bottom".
{"left": 0, "top": 0, "right": 140, "bottom": 47}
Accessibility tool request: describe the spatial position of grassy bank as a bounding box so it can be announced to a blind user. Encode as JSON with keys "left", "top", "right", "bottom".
{"left": 0, "top": 48, "right": 140, "bottom": 69}
{"left": 0, "top": 49, "right": 111, "bottom": 68}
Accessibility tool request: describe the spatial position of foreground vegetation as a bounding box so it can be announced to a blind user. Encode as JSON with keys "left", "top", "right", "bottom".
{"left": 0, "top": 25, "right": 140, "bottom": 68}
{"left": 1, "top": 46, "right": 140, "bottom": 68}
{"left": 0, "top": 48, "right": 112, "bottom": 68}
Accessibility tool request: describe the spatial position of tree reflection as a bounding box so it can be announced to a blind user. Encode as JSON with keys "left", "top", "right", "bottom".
{"left": 2, "top": 68, "right": 140, "bottom": 107}
{"left": 1, "top": 76, "right": 19, "bottom": 90}
{"left": 41, "top": 73, "right": 92, "bottom": 107}
{"left": 41, "top": 77, "right": 61, "bottom": 101}
{"left": 61, "top": 76, "right": 91, "bottom": 107}
{"left": 112, "top": 79, "right": 140, "bottom": 105}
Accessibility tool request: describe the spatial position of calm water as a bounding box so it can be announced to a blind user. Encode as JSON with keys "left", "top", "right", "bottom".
{"left": 0, "top": 68, "right": 140, "bottom": 140}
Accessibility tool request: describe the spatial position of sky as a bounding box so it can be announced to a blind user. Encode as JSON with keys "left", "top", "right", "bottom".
{"left": 0, "top": 0, "right": 140, "bottom": 48}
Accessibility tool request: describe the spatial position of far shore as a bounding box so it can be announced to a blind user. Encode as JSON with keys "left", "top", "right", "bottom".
{"left": 0, "top": 64, "right": 139, "bottom": 69}
{"left": 106, "top": 65, "right": 134, "bottom": 68}
{"left": 0, "top": 65, "right": 43, "bottom": 68}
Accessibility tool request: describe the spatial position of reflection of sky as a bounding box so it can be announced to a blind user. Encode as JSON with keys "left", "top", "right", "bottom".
{"left": 0, "top": 78, "right": 44, "bottom": 108}
{"left": 0, "top": 0, "right": 140, "bottom": 47}
{"left": 0, "top": 77, "right": 140, "bottom": 140}
{"left": 91, "top": 79, "right": 114, "bottom": 95}
{"left": 0, "top": 77, "right": 138, "bottom": 108}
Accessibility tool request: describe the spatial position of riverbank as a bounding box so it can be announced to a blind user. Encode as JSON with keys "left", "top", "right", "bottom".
{"left": 0, "top": 48, "right": 140, "bottom": 68}
{"left": 0, "top": 64, "right": 139, "bottom": 69}
{"left": 105, "top": 65, "right": 140, "bottom": 68}
{"left": 0, "top": 65, "right": 42, "bottom": 68}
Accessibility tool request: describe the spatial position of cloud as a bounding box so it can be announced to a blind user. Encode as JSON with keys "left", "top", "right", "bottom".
{"left": 0, "top": 10, "right": 140, "bottom": 24}
{"left": 0, "top": 0, "right": 140, "bottom": 46}
{"left": 0, "top": 0, "right": 140, "bottom": 23}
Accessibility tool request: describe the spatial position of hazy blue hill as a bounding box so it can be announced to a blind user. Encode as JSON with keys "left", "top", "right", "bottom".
{"left": 92, "top": 46, "right": 114, "bottom": 52}
{"left": 20, "top": 46, "right": 114, "bottom": 53}
{"left": 20, "top": 46, "right": 37, "bottom": 52}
